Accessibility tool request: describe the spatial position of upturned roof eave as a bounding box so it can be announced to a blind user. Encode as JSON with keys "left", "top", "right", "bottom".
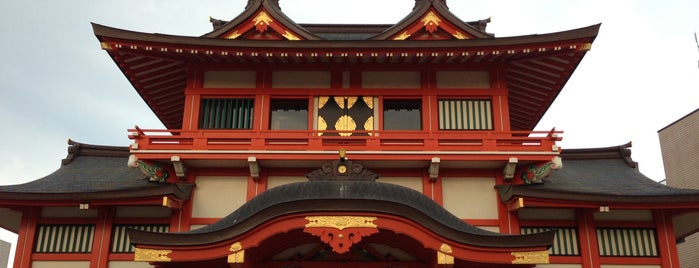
{"left": 93, "top": 22, "right": 599, "bottom": 50}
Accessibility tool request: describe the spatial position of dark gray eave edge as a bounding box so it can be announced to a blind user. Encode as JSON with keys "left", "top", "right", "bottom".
{"left": 92, "top": 22, "right": 599, "bottom": 50}
{"left": 497, "top": 183, "right": 699, "bottom": 205}
{"left": 0, "top": 183, "right": 194, "bottom": 203}
{"left": 129, "top": 180, "right": 555, "bottom": 249}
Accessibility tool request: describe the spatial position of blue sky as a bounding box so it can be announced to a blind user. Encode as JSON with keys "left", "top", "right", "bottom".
{"left": 1, "top": 1, "right": 698, "bottom": 257}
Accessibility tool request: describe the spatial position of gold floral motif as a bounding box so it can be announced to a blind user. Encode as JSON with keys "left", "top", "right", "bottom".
{"left": 363, "top": 97, "right": 373, "bottom": 109}
{"left": 317, "top": 116, "right": 327, "bottom": 136}
{"left": 335, "top": 96, "right": 346, "bottom": 109}
{"left": 335, "top": 115, "right": 356, "bottom": 137}
{"left": 394, "top": 31, "right": 411, "bottom": 40}
{"left": 134, "top": 248, "right": 172, "bottom": 262}
{"left": 224, "top": 30, "right": 241, "bottom": 39}
{"left": 282, "top": 31, "right": 300, "bottom": 40}
{"left": 305, "top": 216, "right": 377, "bottom": 230}
{"left": 511, "top": 250, "right": 549, "bottom": 264}
{"left": 346, "top": 97, "right": 358, "bottom": 109}
{"left": 318, "top": 96, "right": 329, "bottom": 109}
{"left": 364, "top": 116, "right": 374, "bottom": 135}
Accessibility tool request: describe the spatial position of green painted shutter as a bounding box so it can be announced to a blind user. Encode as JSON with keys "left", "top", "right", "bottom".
{"left": 521, "top": 227, "right": 579, "bottom": 256}
{"left": 199, "top": 98, "right": 254, "bottom": 129}
{"left": 438, "top": 99, "right": 492, "bottom": 130}
{"left": 34, "top": 225, "right": 95, "bottom": 253}
{"left": 597, "top": 228, "right": 658, "bottom": 257}
{"left": 111, "top": 225, "right": 170, "bottom": 253}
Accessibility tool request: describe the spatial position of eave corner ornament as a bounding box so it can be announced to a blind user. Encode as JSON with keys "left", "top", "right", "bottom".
{"left": 128, "top": 155, "right": 170, "bottom": 183}
{"left": 304, "top": 216, "right": 379, "bottom": 254}
{"left": 227, "top": 242, "right": 245, "bottom": 264}
{"left": 520, "top": 156, "right": 562, "bottom": 184}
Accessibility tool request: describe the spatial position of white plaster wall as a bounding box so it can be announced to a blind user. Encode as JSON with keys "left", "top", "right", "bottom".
{"left": 441, "top": 177, "right": 498, "bottom": 219}
{"left": 436, "top": 71, "right": 490, "bottom": 88}
{"left": 191, "top": 176, "right": 247, "bottom": 218}
{"left": 535, "top": 264, "right": 581, "bottom": 268}
{"left": 267, "top": 176, "right": 307, "bottom": 189}
{"left": 378, "top": 177, "right": 422, "bottom": 193}
{"left": 108, "top": 261, "right": 153, "bottom": 268}
{"left": 271, "top": 71, "right": 330, "bottom": 88}
{"left": 599, "top": 265, "right": 660, "bottom": 268}
{"left": 361, "top": 71, "right": 420, "bottom": 88}
{"left": 203, "top": 70, "right": 256, "bottom": 88}
{"left": 32, "top": 261, "right": 89, "bottom": 268}
{"left": 115, "top": 206, "right": 171, "bottom": 218}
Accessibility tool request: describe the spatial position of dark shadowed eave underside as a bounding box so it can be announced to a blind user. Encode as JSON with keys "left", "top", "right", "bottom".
{"left": 497, "top": 143, "right": 699, "bottom": 204}
{"left": 129, "top": 180, "right": 554, "bottom": 249}
{"left": 93, "top": 23, "right": 599, "bottom": 131}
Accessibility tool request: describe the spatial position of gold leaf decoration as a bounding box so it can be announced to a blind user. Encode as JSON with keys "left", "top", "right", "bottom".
{"left": 421, "top": 11, "right": 441, "bottom": 33}
{"left": 453, "top": 31, "right": 469, "bottom": 40}
{"left": 224, "top": 30, "right": 241, "bottom": 39}
{"left": 394, "top": 31, "right": 411, "bottom": 40}
{"left": 511, "top": 250, "right": 550, "bottom": 264}
{"left": 335, "top": 115, "right": 356, "bottom": 137}
{"left": 134, "top": 248, "right": 172, "bottom": 262}
{"left": 305, "top": 216, "right": 378, "bottom": 230}
{"left": 282, "top": 31, "right": 300, "bottom": 40}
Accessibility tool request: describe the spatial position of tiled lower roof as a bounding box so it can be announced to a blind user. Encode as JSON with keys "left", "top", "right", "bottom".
{"left": 497, "top": 143, "right": 699, "bottom": 204}
{"left": 0, "top": 140, "right": 193, "bottom": 202}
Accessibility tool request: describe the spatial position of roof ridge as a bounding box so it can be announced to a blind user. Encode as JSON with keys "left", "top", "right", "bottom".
{"left": 62, "top": 139, "right": 130, "bottom": 165}
{"left": 561, "top": 142, "right": 636, "bottom": 168}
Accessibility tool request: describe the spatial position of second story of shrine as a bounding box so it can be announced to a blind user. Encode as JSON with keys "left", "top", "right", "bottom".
{"left": 93, "top": 0, "right": 598, "bottom": 168}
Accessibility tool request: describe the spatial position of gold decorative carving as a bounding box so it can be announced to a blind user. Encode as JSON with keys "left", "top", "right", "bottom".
{"left": 453, "top": 31, "right": 468, "bottom": 40}
{"left": 224, "top": 30, "right": 241, "bottom": 39}
{"left": 304, "top": 216, "right": 379, "bottom": 254}
{"left": 134, "top": 248, "right": 172, "bottom": 262}
{"left": 335, "top": 96, "right": 346, "bottom": 109}
{"left": 582, "top": 43, "right": 592, "bottom": 51}
{"left": 100, "top": 42, "right": 111, "bottom": 50}
{"left": 511, "top": 250, "right": 549, "bottom": 264}
{"left": 228, "top": 250, "right": 245, "bottom": 263}
{"left": 318, "top": 96, "right": 330, "bottom": 109}
{"left": 437, "top": 251, "right": 454, "bottom": 265}
{"left": 229, "top": 242, "right": 243, "bottom": 252}
{"left": 345, "top": 97, "right": 357, "bottom": 109}
{"left": 305, "top": 216, "right": 377, "bottom": 230}
{"left": 253, "top": 11, "right": 273, "bottom": 33}
{"left": 421, "top": 11, "right": 441, "bottom": 33}
{"left": 394, "top": 31, "right": 411, "bottom": 40}
{"left": 227, "top": 241, "right": 245, "bottom": 263}
{"left": 439, "top": 243, "right": 453, "bottom": 254}
{"left": 282, "top": 31, "right": 300, "bottom": 40}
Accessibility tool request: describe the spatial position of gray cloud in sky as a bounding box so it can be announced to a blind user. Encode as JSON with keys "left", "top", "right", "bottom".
{"left": 1, "top": 0, "right": 698, "bottom": 186}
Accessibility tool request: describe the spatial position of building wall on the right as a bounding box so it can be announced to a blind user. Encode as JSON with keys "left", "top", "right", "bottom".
{"left": 0, "top": 239, "right": 10, "bottom": 268}
{"left": 658, "top": 108, "right": 699, "bottom": 267}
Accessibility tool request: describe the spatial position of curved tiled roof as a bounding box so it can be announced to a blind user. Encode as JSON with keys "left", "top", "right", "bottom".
{"left": 0, "top": 140, "right": 193, "bottom": 202}
{"left": 497, "top": 143, "right": 699, "bottom": 204}
{"left": 129, "top": 180, "right": 554, "bottom": 248}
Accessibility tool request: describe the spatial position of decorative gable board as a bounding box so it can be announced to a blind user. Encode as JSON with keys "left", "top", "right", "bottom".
{"left": 391, "top": 10, "right": 475, "bottom": 40}
{"left": 218, "top": 8, "right": 303, "bottom": 40}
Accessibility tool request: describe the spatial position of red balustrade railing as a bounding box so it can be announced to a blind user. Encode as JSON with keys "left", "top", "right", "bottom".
{"left": 128, "top": 127, "right": 562, "bottom": 152}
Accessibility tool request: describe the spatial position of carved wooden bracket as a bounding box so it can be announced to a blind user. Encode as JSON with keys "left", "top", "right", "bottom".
{"left": 303, "top": 216, "right": 379, "bottom": 254}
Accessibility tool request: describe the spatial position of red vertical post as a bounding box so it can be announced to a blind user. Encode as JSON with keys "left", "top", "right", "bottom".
{"left": 13, "top": 207, "right": 38, "bottom": 268}
{"left": 90, "top": 207, "right": 115, "bottom": 268}
{"left": 655, "top": 210, "right": 680, "bottom": 268}
{"left": 576, "top": 209, "right": 600, "bottom": 268}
